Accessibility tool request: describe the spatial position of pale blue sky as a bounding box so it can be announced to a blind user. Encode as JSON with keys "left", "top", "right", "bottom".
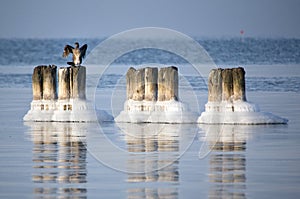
{"left": 0, "top": 0, "right": 299, "bottom": 38}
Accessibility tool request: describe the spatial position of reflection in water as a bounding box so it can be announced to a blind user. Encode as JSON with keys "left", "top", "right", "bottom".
{"left": 117, "top": 123, "right": 182, "bottom": 199}
{"left": 25, "top": 122, "right": 88, "bottom": 199}
{"left": 200, "top": 125, "right": 249, "bottom": 199}
{"left": 127, "top": 187, "right": 178, "bottom": 199}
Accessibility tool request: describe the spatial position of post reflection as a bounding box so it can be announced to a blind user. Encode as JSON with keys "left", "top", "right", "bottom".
{"left": 25, "top": 122, "right": 88, "bottom": 199}
{"left": 117, "top": 123, "right": 182, "bottom": 199}
{"left": 199, "top": 125, "right": 249, "bottom": 199}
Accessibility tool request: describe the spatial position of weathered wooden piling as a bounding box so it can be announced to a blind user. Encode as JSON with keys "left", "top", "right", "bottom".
{"left": 32, "top": 66, "right": 44, "bottom": 100}
{"left": 144, "top": 67, "right": 158, "bottom": 101}
{"left": 132, "top": 68, "right": 145, "bottom": 101}
{"left": 42, "top": 65, "right": 57, "bottom": 100}
{"left": 158, "top": 68, "right": 165, "bottom": 101}
{"left": 126, "top": 67, "right": 136, "bottom": 100}
{"left": 221, "top": 69, "right": 233, "bottom": 101}
{"left": 166, "top": 66, "right": 179, "bottom": 101}
{"left": 232, "top": 67, "right": 246, "bottom": 101}
{"left": 58, "top": 67, "right": 70, "bottom": 100}
{"left": 158, "top": 66, "right": 178, "bottom": 101}
{"left": 208, "top": 68, "right": 223, "bottom": 102}
{"left": 70, "top": 66, "right": 86, "bottom": 99}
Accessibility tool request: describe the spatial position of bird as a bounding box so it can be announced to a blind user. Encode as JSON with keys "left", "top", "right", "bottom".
{"left": 62, "top": 42, "right": 88, "bottom": 66}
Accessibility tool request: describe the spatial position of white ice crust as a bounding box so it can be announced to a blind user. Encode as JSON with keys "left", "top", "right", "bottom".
{"left": 115, "top": 99, "right": 198, "bottom": 123}
{"left": 23, "top": 99, "right": 113, "bottom": 122}
{"left": 24, "top": 99, "right": 288, "bottom": 124}
{"left": 197, "top": 101, "right": 288, "bottom": 124}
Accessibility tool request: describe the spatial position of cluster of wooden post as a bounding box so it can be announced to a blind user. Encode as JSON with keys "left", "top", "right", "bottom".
{"left": 208, "top": 67, "right": 246, "bottom": 102}
{"left": 126, "top": 66, "right": 178, "bottom": 101}
{"left": 32, "top": 65, "right": 86, "bottom": 101}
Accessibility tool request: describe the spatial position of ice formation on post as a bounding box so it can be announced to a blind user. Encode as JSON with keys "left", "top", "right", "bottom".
{"left": 23, "top": 65, "right": 98, "bottom": 122}
{"left": 197, "top": 67, "right": 288, "bottom": 124}
{"left": 115, "top": 66, "right": 198, "bottom": 123}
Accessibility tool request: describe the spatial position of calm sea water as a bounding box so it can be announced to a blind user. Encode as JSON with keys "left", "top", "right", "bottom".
{"left": 0, "top": 38, "right": 300, "bottom": 198}
{"left": 1, "top": 38, "right": 300, "bottom": 66}
{"left": 0, "top": 38, "right": 300, "bottom": 92}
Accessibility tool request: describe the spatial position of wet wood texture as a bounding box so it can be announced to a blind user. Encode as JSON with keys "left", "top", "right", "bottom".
{"left": 208, "top": 67, "right": 246, "bottom": 102}
{"left": 126, "top": 66, "right": 178, "bottom": 101}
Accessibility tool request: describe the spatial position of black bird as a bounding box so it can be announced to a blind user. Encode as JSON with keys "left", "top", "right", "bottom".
{"left": 62, "top": 42, "right": 88, "bottom": 66}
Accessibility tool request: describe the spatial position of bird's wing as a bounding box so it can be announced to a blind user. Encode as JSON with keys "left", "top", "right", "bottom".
{"left": 62, "top": 45, "right": 74, "bottom": 58}
{"left": 80, "top": 44, "right": 88, "bottom": 58}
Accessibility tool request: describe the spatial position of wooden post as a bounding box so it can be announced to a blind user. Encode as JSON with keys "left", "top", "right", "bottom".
{"left": 126, "top": 67, "right": 136, "bottom": 100}
{"left": 222, "top": 69, "right": 233, "bottom": 101}
{"left": 208, "top": 68, "right": 223, "bottom": 102}
{"left": 158, "top": 66, "right": 178, "bottom": 101}
{"left": 32, "top": 66, "right": 43, "bottom": 100}
{"left": 167, "top": 66, "right": 179, "bottom": 101}
{"left": 144, "top": 67, "right": 158, "bottom": 101}
{"left": 158, "top": 67, "right": 166, "bottom": 101}
{"left": 42, "top": 65, "right": 57, "bottom": 100}
{"left": 132, "top": 68, "right": 145, "bottom": 101}
{"left": 70, "top": 66, "right": 86, "bottom": 99}
{"left": 232, "top": 67, "right": 246, "bottom": 101}
{"left": 58, "top": 67, "right": 70, "bottom": 100}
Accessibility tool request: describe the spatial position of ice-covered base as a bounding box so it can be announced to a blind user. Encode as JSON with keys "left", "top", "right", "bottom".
{"left": 198, "top": 101, "right": 288, "bottom": 124}
{"left": 23, "top": 99, "right": 113, "bottom": 122}
{"left": 115, "top": 99, "right": 198, "bottom": 123}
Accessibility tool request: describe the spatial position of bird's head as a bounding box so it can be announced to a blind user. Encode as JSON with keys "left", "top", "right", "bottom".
{"left": 74, "top": 42, "right": 79, "bottom": 48}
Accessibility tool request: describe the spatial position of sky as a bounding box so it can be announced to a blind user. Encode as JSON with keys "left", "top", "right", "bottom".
{"left": 0, "top": 0, "right": 300, "bottom": 38}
